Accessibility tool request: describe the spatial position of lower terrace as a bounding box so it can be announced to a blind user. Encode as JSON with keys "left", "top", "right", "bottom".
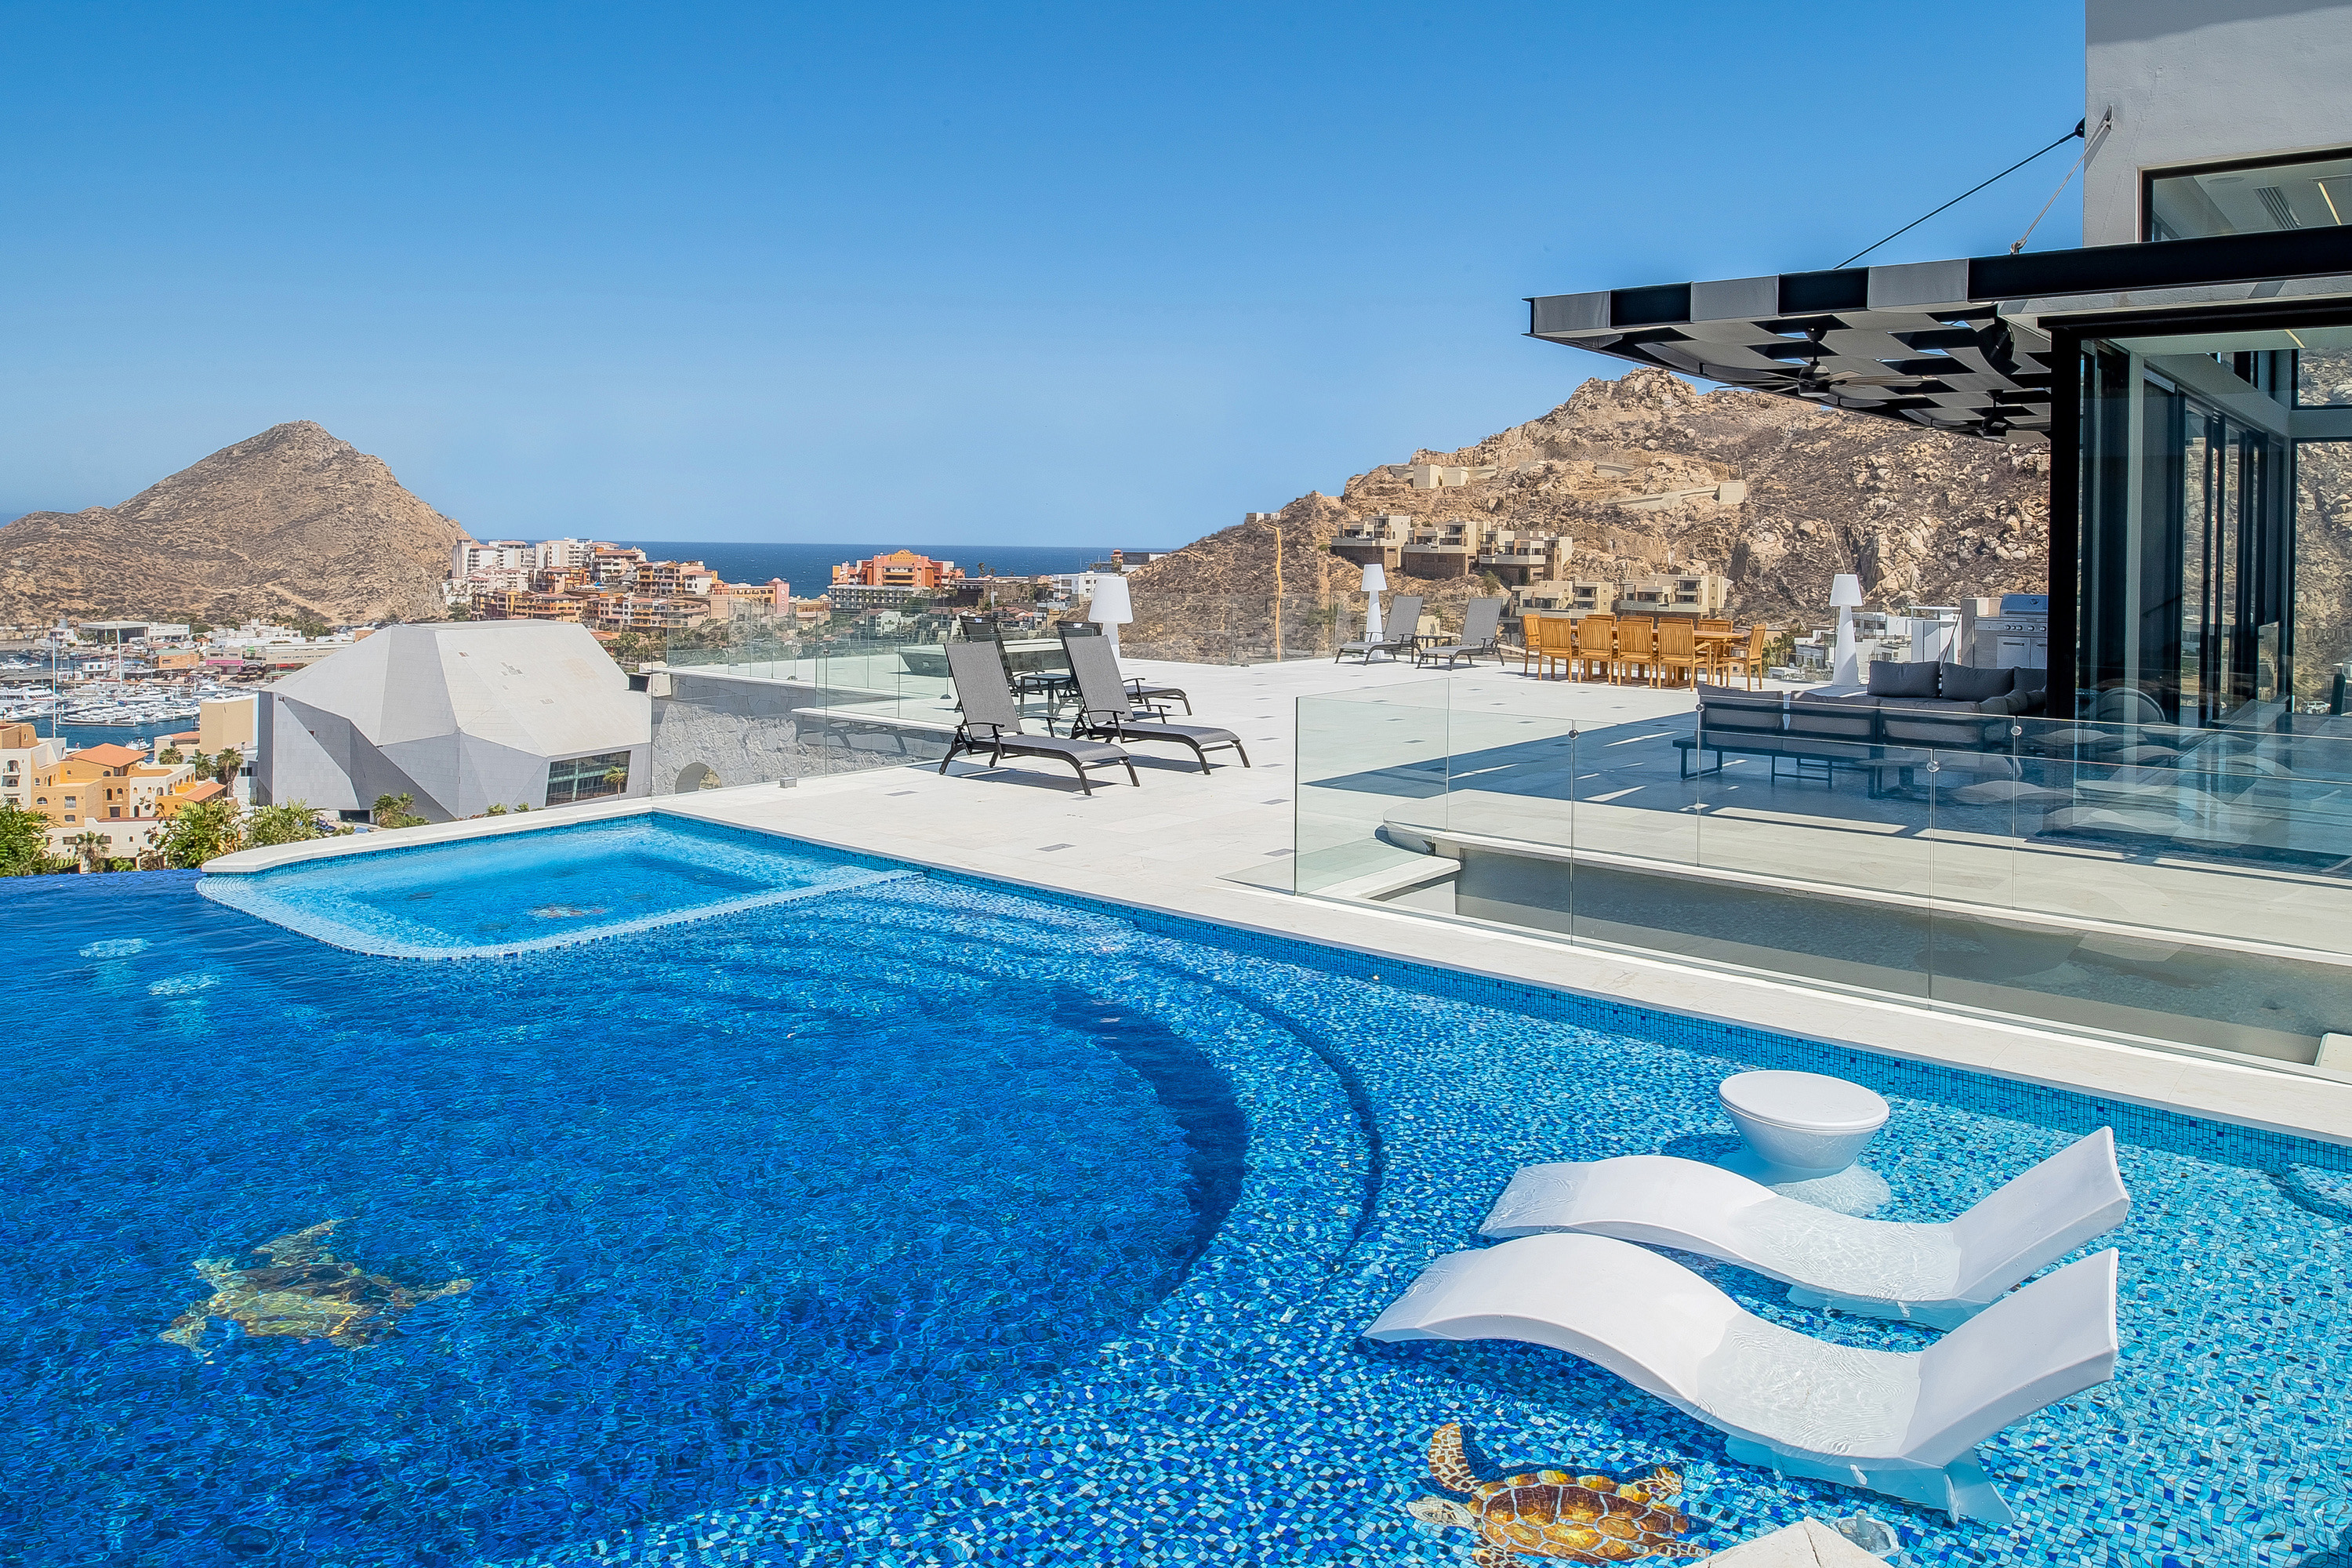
{"left": 642, "top": 648, "right": 2352, "bottom": 1145}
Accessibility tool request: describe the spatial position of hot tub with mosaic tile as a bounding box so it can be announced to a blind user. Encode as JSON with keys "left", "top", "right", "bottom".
{"left": 5, "top": 816, "right": 2348, "bottom": 1567}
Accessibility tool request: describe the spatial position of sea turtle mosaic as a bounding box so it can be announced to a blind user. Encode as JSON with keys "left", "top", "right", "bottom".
{"left": 159, "top": 1220, "right": 471, "bottom": 1359}
{"left": 1406, "top": 1421, "right": 1708, "bottom": 1565}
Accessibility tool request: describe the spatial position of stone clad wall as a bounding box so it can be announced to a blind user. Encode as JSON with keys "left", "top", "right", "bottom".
{"left": 648, "top": 669, "right": 945, "bottom": 793}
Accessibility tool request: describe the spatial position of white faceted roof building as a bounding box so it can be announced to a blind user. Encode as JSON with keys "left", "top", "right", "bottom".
{"left": 256, "top": 622, "right": 652, "bottom": 821}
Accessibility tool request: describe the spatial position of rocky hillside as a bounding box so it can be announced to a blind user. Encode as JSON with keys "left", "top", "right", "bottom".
{"left": 0, "top": 422, "right": 466, "bottom": 626}
{"left": 1124, "top": 368, "right": 2052, "bottom": 660}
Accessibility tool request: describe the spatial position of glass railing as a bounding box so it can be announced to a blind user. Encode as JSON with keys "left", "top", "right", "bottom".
{"left": 624, "top": 593, "right": 1420, "bottom": 793}
{"left": 1297, "top": 675, "right": 2352, "bottom": 1069}
{"left": 632, "top": 620, "right": 1113, "bottom": 793}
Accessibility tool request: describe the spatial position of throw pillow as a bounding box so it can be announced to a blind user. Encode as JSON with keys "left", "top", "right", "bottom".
{"left": 1866, "top": 660, "right": 1939, "bottom": 699}
{"left": 1937, "top": 662, "right": 2016, "bottom": 702}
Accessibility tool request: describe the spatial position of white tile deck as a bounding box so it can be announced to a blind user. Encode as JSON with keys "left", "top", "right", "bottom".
{"left": 641, "top": 653, "right": 2352, "bottom": 1148}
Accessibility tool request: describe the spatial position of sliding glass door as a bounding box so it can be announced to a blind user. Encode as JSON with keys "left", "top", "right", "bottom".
{"left": 2072, "top": 325, "right": 2340, "bottom": 726}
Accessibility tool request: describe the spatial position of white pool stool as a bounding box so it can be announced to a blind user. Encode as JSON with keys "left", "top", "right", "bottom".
{"left": 1718, "top": 1069, "right": 1891, "bottom": 1214}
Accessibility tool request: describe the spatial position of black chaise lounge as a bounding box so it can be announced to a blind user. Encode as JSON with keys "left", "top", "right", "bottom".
{"left": 1414, "top": 596, "right": 1507, "bottom": 669}
{"left": 1060, "top": 635, "right": 1250, "bottom": 772}
{"left": 1057, "top": 625, "right": 1189, "bottom": 713}
{"left": 941, "top": 641, "right": 1139, "bottom": 795}
{"left": 1335, "top": 594, "right": 1425, "bottom": 663}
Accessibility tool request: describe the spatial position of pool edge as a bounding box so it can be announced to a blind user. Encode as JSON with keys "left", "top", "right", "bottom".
{"left": 193, "top": 789, "right": 2352, "bottom": 1150}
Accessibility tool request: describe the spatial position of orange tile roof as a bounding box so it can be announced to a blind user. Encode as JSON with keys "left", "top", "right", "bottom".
{"left": 74, "top": 743, "right": 146, "bottom": 765}
{"left": 176, "top": 781, "right": 225, "bottom": 804}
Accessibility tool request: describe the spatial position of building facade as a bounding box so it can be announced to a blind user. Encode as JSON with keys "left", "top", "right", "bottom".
{"left": 1, "top": 722, "right": 61, "bottom": 809}
{"left": 1526, "top": 0, "right": 2352, "bottom": 724}
{"left": 829, "top": 550, "right": 964, "bottom": 609}
{"left": 255, "top": 622, "right": 653, "bottom": 822}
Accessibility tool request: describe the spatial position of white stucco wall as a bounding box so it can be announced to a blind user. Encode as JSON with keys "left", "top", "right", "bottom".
{"left": 254, "top": 622, "right": 653, "bottom": 821}
{"left": 2084, "top": 0, "right": 2352, "bottom": 245}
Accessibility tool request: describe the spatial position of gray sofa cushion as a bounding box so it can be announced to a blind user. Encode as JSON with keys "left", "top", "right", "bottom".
{"left": 1880, "top": 709, "right": 2009, "bottom": 746}
{"left": 1879, "top": 695, "right": 1978, "bottom": 713}
{"left": 1786, "top": 690, "right": 1876, "bottom": 741}
{"left": 1937, "top": 662, "right": 2016, "bottom": 702}
{"left": 1867, "top": 660, "right": 1940, "bottom": 699}
{"left": 1693, "top": 682, "right": 1786, "bottom": 734}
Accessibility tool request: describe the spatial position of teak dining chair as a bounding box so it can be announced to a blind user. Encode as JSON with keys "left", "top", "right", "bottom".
{"left": 1573, "top": 614, "right": 1616, "bottom": 682}
{"left": 1538, "top": 615, "right": 1576, "bottom": 679}
{"left": 1655, "top": 616, "right": 1704, "bottom": 688}
{"left": 1722, "top": 624, "right": 1771, "bottom": 689}
{"left": 1613, "top": 616, "right": 1657, "bottom": 686}
{"left": 1511, "top": 614, "right": 1544, "bottom": 674}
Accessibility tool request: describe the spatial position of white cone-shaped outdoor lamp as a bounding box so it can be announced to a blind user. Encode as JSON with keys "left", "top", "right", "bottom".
{"left": 1089, "top": 572, "right": 1133, "bottom": 658}
{"left": 1830, "top": 573, "right": 1864, "bottom": 686}
{"left": 1361, "top": 562, "right": 1388, "bottom": 645}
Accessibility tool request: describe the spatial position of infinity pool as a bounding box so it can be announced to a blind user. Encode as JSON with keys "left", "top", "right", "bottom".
{"left": 5, "top": 817, "right": 2348, "bottom": 1567}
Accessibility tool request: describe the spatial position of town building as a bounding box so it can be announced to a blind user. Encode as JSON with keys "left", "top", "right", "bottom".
{"left": 1403, "top": 462, "right": 1499, "bottom": 489}
{"left": 1615, "top": 571, "right": 1731, "bottom": 618}
{"left": 123, "top": 758, "right": 199, "bottom": 815}
{"left": 1330, "top": 514, "right": 1577, "bottom": 590}
{"left": 1474, "top": 528, "right": 1575, "bottom": 588}
{"left": 829, "top": 550, "right": 964, "bottom": 610}
{"left": 452, "top": 539, "right": 532, "bottom": 578}
{"left": 1327, "top": 514, "right": 1409, "bottom": 571}
{"left": 254, "top": 621, "right": 652, "bottom": 822}
{"left": 200, "top": 696, "right": 256, "bottom": 755}
{"left": 76, "top": 620, "right": 192, "bottom": 644}
{"left": 1397, "top": 517, "right": 1480, "bottom": 579}
{"left": 709, "top": 579, "right": 792, "bottom": 620}
{"left": 1512, "top": 578, "right": 1617, "bottom": 614}
{"left": 28, "top": 742, "right": 147, "bottom": 828}
{"left": 1, "top": 721, "right": 62, "bottom": 810}
{"left": 534, "top": 538, "right": 597, "bottom": 575}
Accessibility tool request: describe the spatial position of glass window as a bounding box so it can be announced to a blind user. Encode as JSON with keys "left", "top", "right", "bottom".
{"left": 546, "top": 750, "right": 631, "bottom": 806}
{"left": 2079, "top": 333, "right": 2299, "bottom": 723}
{"left": 2147, "top": 147, "right": 2352, "bottom": 241}
{"left": 2298, "top": 345, "right": 2352, "bottom": 408}
{"left": 2298, "top": 440, "right": 2352, "bottom": 709}
{"left": 2078, "top": 314, "right": 2352, "bottom": 719}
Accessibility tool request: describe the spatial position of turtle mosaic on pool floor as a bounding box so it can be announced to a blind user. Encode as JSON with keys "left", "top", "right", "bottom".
{"left": 159, "top": 1220, "right": 471, "bottom": 1359}
{"left": 1407, "top": 1421, "right": 1708, "bottom": 1564}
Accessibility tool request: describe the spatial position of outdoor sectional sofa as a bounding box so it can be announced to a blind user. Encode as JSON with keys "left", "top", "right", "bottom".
{"left": 1674, "top": 662, "right": 2049, "bottom": 793}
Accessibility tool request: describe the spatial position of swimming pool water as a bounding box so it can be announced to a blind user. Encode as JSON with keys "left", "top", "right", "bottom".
{"left": 5, "top": 817, "right": 2350, "bottom": 1567}
{"left": 197, "top": 816, "right": 905, "bottom": 957}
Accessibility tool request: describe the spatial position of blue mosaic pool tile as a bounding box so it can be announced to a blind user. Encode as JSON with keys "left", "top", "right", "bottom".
{"left": 5, "top": 825, "right": 2349, "bottom": 1566}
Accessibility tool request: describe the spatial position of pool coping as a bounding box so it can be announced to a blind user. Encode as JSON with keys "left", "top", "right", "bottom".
{"left": 199, "top": 792, "right": 685, "bottom": 873}
{"left": 196, "top": 792, "right": 2352, "bottom": 1149}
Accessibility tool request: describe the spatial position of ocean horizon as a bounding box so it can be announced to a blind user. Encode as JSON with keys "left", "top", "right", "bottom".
{"left": 611, "top": 541, "right": 1167, "bottom": 593}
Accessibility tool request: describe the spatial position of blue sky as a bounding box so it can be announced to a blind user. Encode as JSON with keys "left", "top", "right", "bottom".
{"left": 1, "top": 2, "right": 2085, "bottom": 544}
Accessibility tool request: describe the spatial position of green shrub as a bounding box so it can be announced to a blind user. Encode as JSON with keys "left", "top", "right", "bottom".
{"left": 159, "top": 798, "right": 243, "bottom": 869}
{"left": 0, "top": 801, "right": 59, "bottom": 877}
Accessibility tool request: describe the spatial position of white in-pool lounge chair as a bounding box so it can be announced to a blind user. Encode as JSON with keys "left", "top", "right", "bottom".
{"left": 1365, "top": 1233, "right": 2118, "bottom": 1525}
{"left": 1478, "top": 1127, "right": 2129, "bottom": 1329}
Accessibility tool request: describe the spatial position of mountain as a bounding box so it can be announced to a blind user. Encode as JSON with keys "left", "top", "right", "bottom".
{"left": 1123, "top": 368, "right": 2052, "bottom": 661}
{"left": 0, "top": 422, "right": 467, "bottom": 627}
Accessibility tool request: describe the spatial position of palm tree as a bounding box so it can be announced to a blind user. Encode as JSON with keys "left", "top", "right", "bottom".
{"left": 68, "top": 830, "right": 109, "bottom": 875}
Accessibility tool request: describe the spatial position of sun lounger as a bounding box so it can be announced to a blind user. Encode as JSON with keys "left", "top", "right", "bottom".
{"left": 1414, "top": 596, "right": 1506, "bottom": 669}
{"left": 940, "top": 641, "right": 1138, "bottom": 795}
{"left": 1336, "top": 594, "right": 1425, "bottom": 663}
{"left": 1057, "top": 626, "right": 1189, "bottom": 713}
{"left": 1059, "top": 633, "right": 1249, "bottom": 772}
{"left": 1365, "top": 1232, "right": 2118, "bottom": 1525}
{"left": 1477, "top": 1128, "right": 2128, "bottom": 1329}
